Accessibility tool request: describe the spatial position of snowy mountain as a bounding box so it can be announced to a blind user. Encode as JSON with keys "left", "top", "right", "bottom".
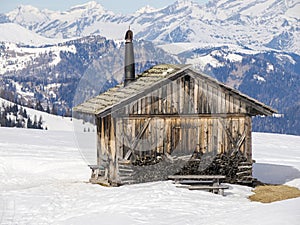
{"left": 0, "top": 0, "right": 299, "bottom": 135}
{"left": 5, "top": 0, "right": 300, "bottom": 54}
{"left": 0, "top": 127, "right": 300, "bottom": 224}
{"left": 0, "top": 14, "right": 10, "bottom": 23}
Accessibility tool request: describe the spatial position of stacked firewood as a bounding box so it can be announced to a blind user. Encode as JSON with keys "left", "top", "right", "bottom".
{"left": 132, "top": 158, "right": 187, "bottom": 183}
{"left": 132, "top": 154, "right": 162, "bottom": 166}
{"left": 177, "top": 151, "right": 255, "bottom": 185}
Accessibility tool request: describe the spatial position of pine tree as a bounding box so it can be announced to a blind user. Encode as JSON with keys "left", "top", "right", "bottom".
{"left": 33, "top": 115, "right": 38, "bottom": 129}
{"left": 23, "top": 109, "right": 28, "bottom": 118}
{"left": 0, "top": 111, "right": 5, "bottom": 126}
{"left": 38, "top": 115, "right": 43, "bottom": 129}
{"left": 27, "top": 116, "right": 32, "bottom": 128}
{"left": 16, "top": 119, "right": 23, "bottom": 128}
{"left": 6, "top": 118, "right": 11, "bottom": 127}
{"left": 51, "top": 105, "right": 58, "bottom": 115}
{"left": 46, "top": 104, "right": 50, "bottom": 114}
{"left": 12, "top": 104, "right": 18, "bottom": 114}
{"left": 35, "top": 101, "right": 44, "bottom": 112}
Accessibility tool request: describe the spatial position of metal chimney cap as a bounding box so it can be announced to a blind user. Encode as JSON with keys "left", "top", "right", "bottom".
{"left": 125, "top": 28, "right": 133, "bottom": 43}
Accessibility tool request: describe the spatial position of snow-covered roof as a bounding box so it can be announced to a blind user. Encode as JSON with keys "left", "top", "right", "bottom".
{"left": 73, "top": 64, "right": 276, "bottom": 117}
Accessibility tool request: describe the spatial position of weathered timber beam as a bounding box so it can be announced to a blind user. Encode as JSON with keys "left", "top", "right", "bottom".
{"left": 124, "top": 118, "right": 152, "bottom": 160}
{"left": 226, "top": 127, "right": 247, "bottom": 157}
{"left": 114, "top": 113, "right": 249, "bottom": 119}
{"left": 168, "top": 175, "right": 226, "bottom": 180}
{"left": 218, "top": 118, "right": 235, "bottom": 146}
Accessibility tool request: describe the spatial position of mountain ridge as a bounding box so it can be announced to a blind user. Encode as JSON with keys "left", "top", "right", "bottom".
{"left": 3, "top": 0, "right": 300, "bottom": 54}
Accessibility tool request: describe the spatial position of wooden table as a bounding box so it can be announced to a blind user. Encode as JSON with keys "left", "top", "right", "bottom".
{"left": 168, "top": 175, "right": 226, "bottom": 185}
{"left": 168, "top": 175, "right": 228, "bottom": 195}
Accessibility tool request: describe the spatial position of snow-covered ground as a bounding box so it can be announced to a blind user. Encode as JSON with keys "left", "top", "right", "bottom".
{"left": 0, "top": 128, "right": 299, "bottom": 225}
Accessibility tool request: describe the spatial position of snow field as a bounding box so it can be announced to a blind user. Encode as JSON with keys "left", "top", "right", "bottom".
{"left": 0, "top": 128, "right": 299, "bottom": 225}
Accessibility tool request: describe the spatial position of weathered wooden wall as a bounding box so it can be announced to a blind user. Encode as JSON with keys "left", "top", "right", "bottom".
{"left": 116, "top": 116, "right": 251, "bottom": 158}
{"left": 96, "top": 74, "right": 253, "bottom": 184}
{"left": 114, "top": 74, "right": 248, "bottom": 116}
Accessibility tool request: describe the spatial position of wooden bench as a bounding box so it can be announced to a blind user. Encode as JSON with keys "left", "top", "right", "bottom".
{"left": 88, "top": 165, "right": 103, "bottom": 170}
{"left": 168, "top": 175, "right": 228, "bottom": 195}
{"left": 88, "top": 165, "right": 106, "bottom": 179}
{"left": 188, "top": 185, "right": 229, "bottom": 196}
{"left": 168, "top": 175, "right": 226, "bottom": 185}
{"left": 178, "top": 180, "right": 214, "bottom": 185}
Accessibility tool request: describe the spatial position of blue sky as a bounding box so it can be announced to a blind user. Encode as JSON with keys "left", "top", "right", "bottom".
{"left": 0, "top": 0, "right": 209, "bottom": 14}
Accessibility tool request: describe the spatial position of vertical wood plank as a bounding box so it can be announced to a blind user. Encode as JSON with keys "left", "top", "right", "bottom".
{"left": 246, "top": 116, "right": 252, "bottom": 161}
{"left": 166, "top": 83, "right": 171, "bottom": 114}
{"left": 213, "top": 119, "right": 218, "bottom": 154}
{"left": 239, "top": 117, "right": 245, "bottom": 155}
{"left": 137, "top": 99, "right": 142, "bottom": 115}
{"left": 240, "top": 101, "right": 246, "bottom": 113}
{"left": 225, "top": 93, "right": 229, "bottom": 113}
{"left": 218, "top": 119, "right": 224, "bottom": 154}
{"left": 198, "top": 79, "right": 202, "bottom": 113}
{"left": 233, "top": 97, "right": 239, "bottom": 113}
{"left": 110, "top": 117, "right": 116, "bottom": 163}
{"left": 157, "top": 87, "right": 162, "bottom": 114}
{"left": 208, "top": 85, "right": 213, "bottom": 113}
{"left": 179, "top": 77, "right": 184, "bottom": 114}
{"left": 161, "top": 118, "right": 165, "bottom": 154}
{"left": 104, "top": 116, "right": 109, "bottom": 155}
{"left": 222, "top": 92, "right": 226, "bottom": 113}
{"left": 97, "top": 117, "right": 101, "bottom": 165}
{"left": 166, "top": 118, "right": 171, "bottom": 154}
{"left": 190, "top": 77, "right": 195, "bottom": 113}
{"left": 201, "top": 82, "right": 206, "bottom": 113}
{"left": 203, "top": 118, "right": 208, "bottom": 153}
{"left": 146, "top": 95, "right": 151, "bottom": 114}
{"left": 230, "top": 94, "right": 234, "bottom": 113}
{"left": 172, "top": 81, "right": 177, "bottom": 114}
{"left": 208, "top": 119, "right": 213, "bottom": 153}
{"left": 194, "top": 80, "right": 199, "bottom": 113}
{"left": 115, "top": 118, "right": 122, "bottom": 160}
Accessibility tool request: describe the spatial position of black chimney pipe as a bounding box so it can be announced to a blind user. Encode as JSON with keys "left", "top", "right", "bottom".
{"left": 124, "top": 28, "right": 135, "bottom": 86}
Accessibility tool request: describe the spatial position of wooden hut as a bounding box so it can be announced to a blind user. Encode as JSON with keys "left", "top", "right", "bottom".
{"left": 73, "top": 63, "right": 276, "bottom": 186}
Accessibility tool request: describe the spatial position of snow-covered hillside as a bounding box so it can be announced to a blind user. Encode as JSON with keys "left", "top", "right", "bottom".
{"left": 0, "top": 128, "right": 299, "bottom": 225}
{"left": 0, "top": 97, "right": 73, "bottom": 131}
{"left": 0, "top": 23, "right": 65, "bottom": 46}
{"left": 0, "top": 41, "right": 76, "bottom": 75}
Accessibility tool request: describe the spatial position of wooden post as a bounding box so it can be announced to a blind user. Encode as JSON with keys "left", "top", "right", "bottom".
{"left": 190, "top": 77, "right": 195, "bottom": 113}
{"left": 97, "top": 117, "right": 101, "bottom": 166}
{"left": 246, "top": 116, "right": 252, "bottom": 161}
{"left": 179, "top": 77, "right": 184, "bottom": 114}
{"left": 166, "top": 83, "right": 172, "bottom": 114}
{"left": 194, "top": 80, "right": 199, "bottom": 113}
{"left": 101, "top": 118, "right": 108, "bottom": 155}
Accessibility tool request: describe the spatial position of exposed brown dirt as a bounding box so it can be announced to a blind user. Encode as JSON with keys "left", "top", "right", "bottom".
{"left": 249, "top": 185, "right": 300, "bottom": 203}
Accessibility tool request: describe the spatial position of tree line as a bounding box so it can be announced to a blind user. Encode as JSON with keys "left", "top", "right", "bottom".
{"left": 0, "top": 102, "right": 44, "bottom": 129}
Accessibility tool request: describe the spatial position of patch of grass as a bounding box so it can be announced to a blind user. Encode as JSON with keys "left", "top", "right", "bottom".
{"left": 249, "top": 185, "right": 300, "bottom": 203}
